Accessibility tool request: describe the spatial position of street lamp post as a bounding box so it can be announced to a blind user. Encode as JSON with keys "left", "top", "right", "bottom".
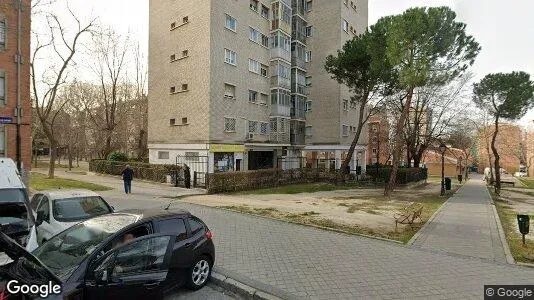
{"left": 439, "top": 142, "right": 447, "bottom": 196}
{"left": 375, "top": 128, "right": 380, "bottom": 182}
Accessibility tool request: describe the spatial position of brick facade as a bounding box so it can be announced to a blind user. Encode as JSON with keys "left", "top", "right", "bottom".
{"left": 0, "top": 0, "right": 32, "bottom": 176}
{"left": 476, "top": 123, "right": 522, "bottom": 174}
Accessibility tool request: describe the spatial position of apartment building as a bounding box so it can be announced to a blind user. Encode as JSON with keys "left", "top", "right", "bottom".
{"left": 148, "top": 0, "right": 368, "bottom": 174}
{"left": 367, "top": 113, "right": 389, "bottom": 166}
{"left": 303, "top": 0, "right": 369, "bottom": 171}
{"left": 0, "top": 0, "right": 31, "bottom": 176}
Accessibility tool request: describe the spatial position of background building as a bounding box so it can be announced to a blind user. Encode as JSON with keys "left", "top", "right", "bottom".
{"left": 476, "top": 123, "right": 523, "bottom": 174}
{"left": 367, "top": 113, "right": 389, "bottom": 166}
{"left": 148, "top": 0, "right": 368, "bottom": 176}
{"left": 303, "top": 0, "right": 369, "bottom": 172}
{"left": 0, "top": 0, "right": 31, "bottom": 176}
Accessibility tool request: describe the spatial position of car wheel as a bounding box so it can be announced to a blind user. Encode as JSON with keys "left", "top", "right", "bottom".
{"left": 186, "top": 255, "right": 212, "bottom": 290}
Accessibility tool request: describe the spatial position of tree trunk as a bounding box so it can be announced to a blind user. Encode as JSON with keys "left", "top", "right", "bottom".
{"left": 484, "top": 127, "right": 494, "bottom": 183}
{"left": 48, "top": 143, "right": 57, "bottom": 179}
{"left": 68, "top": 145, "right": 73, "bottom": 171}
{"left": 339, "top": 94, "right": 368, "bottom": 180}
{"left": 491, "top": 117, "right": 501, "bottom": 194}
{"left": 105, "top": 134, "right": 112, "bottom": 158}
{"left": 385, "top": 88, "right": 414, "bottom": 196}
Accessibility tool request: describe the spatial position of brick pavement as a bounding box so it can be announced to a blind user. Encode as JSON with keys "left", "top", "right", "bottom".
{"left": 411, "top": 175, "right": 506, "bottom": 263}
{"left": 40, "top": 171, "right": 534, "bottom": 299}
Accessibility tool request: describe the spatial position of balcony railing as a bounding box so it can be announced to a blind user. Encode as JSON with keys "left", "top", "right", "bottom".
{"left": 271, "top": 104, "right": 291, "bottom": 117}
{"left": 292, "top": 84, "right": 308, "bottom": 95}
{"left": 291, "top": 107, "right": 306, "bottom": 120}
{"left": 270, "top": 76, "right": 291, "bottom": 90}
{"left": 291, "top": 56, "right": 307, "bottom": 70}
{"left": 270, "top": 47, "right": 291, "bottom": 62}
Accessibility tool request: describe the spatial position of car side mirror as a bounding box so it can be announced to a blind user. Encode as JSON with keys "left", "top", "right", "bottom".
{"left": 111, "top": 206, "right": 115, "bottom": 212}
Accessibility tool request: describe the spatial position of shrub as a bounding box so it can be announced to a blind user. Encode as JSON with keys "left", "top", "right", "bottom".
{"left": 89, "top": 160, "right": 181, "bottom": 183}
{"left": 366, "top": 167, "right": 428, "bottom": 184}
{"left": 107, "top": 151, "right": 129, "bottom": 162}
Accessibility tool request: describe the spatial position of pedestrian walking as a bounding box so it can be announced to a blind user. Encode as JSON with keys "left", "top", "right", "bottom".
{"left": 184, "top": 164, "right": 191, "bottom": 189}
{"left": 121, "top": 165, "right": 134, "bottom": 194}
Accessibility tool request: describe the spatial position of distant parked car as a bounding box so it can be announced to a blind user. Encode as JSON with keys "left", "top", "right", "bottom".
{"left": 514, "top": 171, "right": 527, "bottom": 177}
{"left": 29, "top": 190, "right": 115, "bottom": 246}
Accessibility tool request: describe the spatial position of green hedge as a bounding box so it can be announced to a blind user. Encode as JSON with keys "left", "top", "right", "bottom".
{"left": 89, "top": 160, "right": 181, "bottom": 183}
{"left": 366, "top": 167, "right": 428, "bottom": 184}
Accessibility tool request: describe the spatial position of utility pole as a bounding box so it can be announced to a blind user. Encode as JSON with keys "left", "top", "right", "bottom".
{"left": 15, "top": 0, "right": 23, "bottom": 173}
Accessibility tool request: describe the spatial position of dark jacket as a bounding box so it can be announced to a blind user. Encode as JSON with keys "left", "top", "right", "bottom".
{"left": 121, "top": 167, "right": 134, "bottom": 181}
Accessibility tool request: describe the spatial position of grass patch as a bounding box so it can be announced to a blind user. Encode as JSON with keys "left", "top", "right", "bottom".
{"left": 518, "top": 178, "right": 534, "bottom": 189}
{"left": 30, "top": 172, "right": 112, "bottom": 192}
{"left": 491, "top": 188, "right": 534, "bottom": 264}
{"left": 237, "top": 182, "right": 375, "bottom": 195}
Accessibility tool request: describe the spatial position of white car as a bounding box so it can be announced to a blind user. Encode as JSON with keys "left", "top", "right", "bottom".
{"left": 29, "top": 190, "right": 115, "bottom": 245}
{"left": 514, "top": 171, "right": 527, "bottom": 177}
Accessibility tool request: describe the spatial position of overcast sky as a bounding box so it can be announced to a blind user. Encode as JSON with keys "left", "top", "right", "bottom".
{"left": 56, "top": 0, "right": 534, "bottom": 127}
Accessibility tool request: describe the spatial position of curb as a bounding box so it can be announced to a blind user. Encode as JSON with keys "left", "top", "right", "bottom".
{"left": 210, "top": 271, "right": 285, "bottom": 300}
{"left": 484, "top": 185, "right": 516, "bottom": 265}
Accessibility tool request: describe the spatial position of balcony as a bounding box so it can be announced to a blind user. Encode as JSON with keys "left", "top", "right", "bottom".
{"left": 292, "top": 84, "right": 308, "bottom": 95}
{"left": 271, "top": 104, "right": 291, "bottom": 117}
{"left": 271, "top": 75, "right": 291, "bottom": 90}
{"left": 292, "top": 0, "right": 308, "bottom": 18}
{"left": 270, "top": 47, "right": 291, "bottom": 62}
{"left": 291, "top": 107, "right": 306, "bottom": 120}
{"left": 291, "top": 56, "right": 307, "bottom": 71}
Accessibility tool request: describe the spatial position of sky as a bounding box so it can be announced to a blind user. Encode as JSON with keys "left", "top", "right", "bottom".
{"left": 48, "top": 0, "right": 534, "bottom": 127}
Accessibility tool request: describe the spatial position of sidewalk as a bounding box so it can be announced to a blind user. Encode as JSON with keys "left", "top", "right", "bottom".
{"left": 411, "top": 174, "right": 507, "bottom": 262}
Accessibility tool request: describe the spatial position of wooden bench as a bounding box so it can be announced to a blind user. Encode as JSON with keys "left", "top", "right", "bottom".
{"left": 501, "top": 180, "right": 515, "bottom": 187}
{"left": 394, "top": 203, "right": 423, "bottom": 230}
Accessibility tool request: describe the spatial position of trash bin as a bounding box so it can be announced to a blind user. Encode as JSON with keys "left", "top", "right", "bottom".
{"left": 517, "top": 214, "right": 530, "bottom": 235}
{"left": 445, "top": 177, "right": 452, "bottom": 190}
{"left": 457, "top": 174, "right": 463, "bottom": 183}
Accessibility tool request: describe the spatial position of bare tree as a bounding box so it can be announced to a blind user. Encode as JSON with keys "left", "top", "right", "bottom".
{"left": 31, "top": 3, "right": 95, "bottom": 178}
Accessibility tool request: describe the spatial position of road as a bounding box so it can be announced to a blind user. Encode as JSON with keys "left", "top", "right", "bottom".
{"left": 38, "top": 170, "right": 534, "bottom": 299}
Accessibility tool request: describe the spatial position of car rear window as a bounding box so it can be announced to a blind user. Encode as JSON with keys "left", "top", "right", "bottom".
{"left": 53, "top": 196, "right": 112, "bottom": 222}
{"left": 0, "top": 189, "right": 27, "bottom": 203}
{"left": 157, "top": 218, "right": 187, "bottom": 240}
{"left": 188, "top": 218, "right": 205, "bottom": 236}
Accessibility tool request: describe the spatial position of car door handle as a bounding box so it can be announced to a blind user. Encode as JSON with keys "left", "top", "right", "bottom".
{"left": 184, "top": 243, "right": 192, "bottom": 248}
{"left": 143, "top": 282, "right": 160, "bottom": 289}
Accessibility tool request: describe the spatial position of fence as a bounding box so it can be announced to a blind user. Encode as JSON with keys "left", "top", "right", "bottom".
{"left": 89, "top": 160, "right": 181, "bottom": 183}
{"left": 276, "top": 157, "right": 365, "bottom": 174}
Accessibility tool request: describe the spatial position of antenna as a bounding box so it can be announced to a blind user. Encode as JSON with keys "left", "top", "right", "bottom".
{"left": 164, "top": 195, "right": 187, "bottom": 210}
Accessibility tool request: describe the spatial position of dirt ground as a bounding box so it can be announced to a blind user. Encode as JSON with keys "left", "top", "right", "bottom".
{"left": 500, "top": 188, "right": 534, "bottom": 242}
{"left": 177, "top": 182, "right": 448, "bottom": 241}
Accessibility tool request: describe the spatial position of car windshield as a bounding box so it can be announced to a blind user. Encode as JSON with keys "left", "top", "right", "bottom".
{"left": 32, "top": 214, "right": 138, "bottom": 281}
{"left": 0, "top": 189, "right": 26, "bottom": 203}
{"left": 53, "top": 196, "right": 112, "bottom": 222}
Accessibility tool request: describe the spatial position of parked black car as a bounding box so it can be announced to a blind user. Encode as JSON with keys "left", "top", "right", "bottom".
{"left": 0, "top": 209, "right": 215, "bottom": 299}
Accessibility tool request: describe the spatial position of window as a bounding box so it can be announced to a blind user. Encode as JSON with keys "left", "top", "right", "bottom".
{"left": 225, "top": 14, "right": 237, "bottom": 31}
{"left": 305, "top": 26, "right": 313, "bottom": 37}
{"left": 170, "top": 119, "right": 176, "bottom": 126}
{"left": 224, "top": 83, "right": 236, "bottom": 99}
{"left": 0, "top": 71, "right": 5, "bottom": 103}
{"left": 260, "top": 123, "right": 268, "bottom": 135}
{"left": 372, "top": 148, "right": 377, "bottom": 154}
{"left": 350, "top": 98, "right": 357, "bottom": 108}
{"left": 37, "top": 197, "right": 50, "bottom": 223}
{"left": 112, "top": 236, "right": 170, "bottom": 276}
{"left": 248, "top": 90, "right": 258, "bottom": 103}
{"left": 343, "top": 100, "right": 348, "bottom": 111}
{"left": 224, "top": 118, "right": 236, "bottom": 132}
{"left": 158, "top": 151, "right": 170, "bottom": 159}
{"left": 260, "top": 64, "right": 268, "bottom": 77}
{"left": 181, "top": 84, "right": 188, "bottom": 91}
{"left": 249, "top": 27, "right": 259, "bottom": 42}
{"left": 183, "top": 16, "right": 189, "bottom": 23}
{"left": 182, "top": 117, "right": 188, "bottom": 124}
{"left": 342, "top": 125, "right": 349, "bottom": 136}
{"left": 261, "top": 5, "right": 269, "bottom": 19}
{"left": 248, "top": 121, "right": 257, "bottom": 133}
{"left": 306, "top": 100, "right": 312, "bottom": 111}
{"left": 170, "top": 86, "right": 176, "bottom": 94}
{"left": 306, "top": 0, "right": 313, "bottom": 11}
{"left": 0, "top": 19, "right": 6, "bottom": 50}
{"left": 224, "top": 49, "right": 237, "bottom": 65}
{"left": 188, "top": 218, "right": 205, "bottom": 236}
{"left": 182, "top": 50, "right": 189, "bottom": 57}
{"left": 270, "top": 119, "right": 277, "bottom": 132}
{"left": 305, "top": 126, "right": 313, "bottom": 136}
{"left": 372, "top": 124, "right": 378, "bottom": 132}
{"left": 342, "top": 19, "right": 349, "bottom": 32}
{"left": 249, "top": 59, "right": 260, "bottom": 74}
{"left": 305, "top": 76, "right": 312, "bottom": 87}
{"left": 250, "top": 0, "right": 258, "bottom": 12}
{"left": 185, "top": 152, "right": 200, "bottom": 162}
{"left": 170, "top": 54, "right": 176, "bottom": 61}
{"left": 261, "top": 34, "right": 269, "bottom": 48}
{"left": 305, "top": 50, "right": 312, "bottom": 62}
{"left": 157, "top": 219, "right": 187, "bottom": 240}
{"left": 260, "top": 93, "right": 268, "bottom": 105}
{"left": 171, "top": 22, "right": 176, "bottom": 29}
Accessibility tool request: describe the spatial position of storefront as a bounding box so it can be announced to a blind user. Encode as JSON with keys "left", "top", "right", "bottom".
{"left": 209, "top": 144, "right": 245, "bottom": 173}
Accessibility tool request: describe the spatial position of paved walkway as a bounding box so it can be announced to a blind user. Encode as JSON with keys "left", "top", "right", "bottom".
{"left": 412, "top": 175, "right": 507, "bottom": 262}
{"left": 34, "top": 171, "right": 534, "bottom": 299}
